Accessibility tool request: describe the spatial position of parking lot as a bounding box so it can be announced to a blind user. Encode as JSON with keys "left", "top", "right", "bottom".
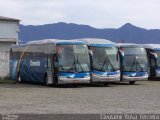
{"left": 0, "top": 80, "right": 160, "bottom": 114}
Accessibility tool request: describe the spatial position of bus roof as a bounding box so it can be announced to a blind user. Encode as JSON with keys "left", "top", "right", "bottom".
{"left": 11, "top": 39, "right": 87, "bottom": 54}
{"left": 116, "top": 43, "right": 142, "bottom": 48}
{"left": 77, "top": 38, "right": 115, "bottom": 47}
{"left": 26, "top": 39, "right": 86, "bottom": 45}
{"left": 142, "top": 44, "right": 160, "bottom": 51}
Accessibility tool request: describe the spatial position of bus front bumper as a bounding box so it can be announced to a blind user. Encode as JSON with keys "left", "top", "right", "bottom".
{"left": 122, "top": 75, "right": 148, "bottom": 81}
{"left": 91, "top": 73, "right": 120, "bottom": 83}
{"left": 58, "top": 77, "right": 90, "bottom": 84}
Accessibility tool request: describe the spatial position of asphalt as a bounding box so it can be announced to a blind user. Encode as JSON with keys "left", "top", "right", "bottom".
{"left": 0, "top": 80, "right": 160, "bottom": 114}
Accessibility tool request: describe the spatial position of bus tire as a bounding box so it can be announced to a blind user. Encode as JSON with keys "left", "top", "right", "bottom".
{"left": 129, "top": 81, "right": 135, "bottom": 85}
{"left": 17, "top": 72, "right": 22, "bottom": 83}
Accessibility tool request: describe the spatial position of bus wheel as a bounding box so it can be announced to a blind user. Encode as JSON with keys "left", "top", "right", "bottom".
{"left": 17, "top": 73, "right": 22, "bottom": 83}
{"left": 129, "top": 81, "right": 135, "bottom": 85}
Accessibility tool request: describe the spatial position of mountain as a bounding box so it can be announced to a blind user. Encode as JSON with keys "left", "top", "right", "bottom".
{"left": 19, "top": 22, "right": 160, "bottom": 44}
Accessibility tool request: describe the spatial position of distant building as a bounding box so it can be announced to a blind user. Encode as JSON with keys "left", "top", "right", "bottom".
{"left": 0, "top": 16, "right": 20, "bottom": 80}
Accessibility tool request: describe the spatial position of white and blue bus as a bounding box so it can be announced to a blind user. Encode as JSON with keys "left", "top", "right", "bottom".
{"left": 117, "top": 43, "right": 148, "bottom": 84}
{"left": 10, "top": 39, "right": 91, "bottom": 85}
{"left": 143, "top": 44, "right": 160, "bottom": 79}
{"left": 79, "top": 38, "right": 120, "bottom": 83}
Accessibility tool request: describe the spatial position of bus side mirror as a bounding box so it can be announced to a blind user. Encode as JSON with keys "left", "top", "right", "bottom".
{"left": 88, "top": 50, "right": 93, "bottom": 56}
{"left": 149, "top": 52, "right": 158, "bottom": 59}
{"left": 119, "top": 50, "right": 124, "bottom": 57}
{"left": 119, "top": 50, "right": 124, "bottom": 60}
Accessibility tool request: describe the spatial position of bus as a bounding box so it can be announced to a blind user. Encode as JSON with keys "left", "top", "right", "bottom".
{"left": 143, "top": 44, "right": 160, "bottom": 79}
{"left": 79, "top": 38, "right": 120, "bottom": 83}
{"left": 117, "top": 43, "right": 148, "bottom": 84}
{"left": 10, "top": 39, "right": 91, "bottom": 85}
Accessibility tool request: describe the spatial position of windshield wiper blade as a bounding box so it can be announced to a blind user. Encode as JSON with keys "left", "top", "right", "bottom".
{"left": 100, "top": 55, "right": 108, "bottom": 71}
{"left": 100, "top": 54, "right": 116, "bottom": 71}
{"left": 108, "top": 58, "right": 116, "bottom": 71}
{"left": 129, "top": 57, "right": 144, "bottom": 72}
{"left": 76, "top": 56, "right": 84, "bottom": 72}
{"left": 130, "top": 57, "right": 137, "bottom": 72}
{"left": 67, "top": 56, "right": 85, "bottom": 73}
{"left": 136, "top": 59, "right": 144, "bottom": 72}
{"left": 67, "top": 57, "right": 76, "bottom": 73}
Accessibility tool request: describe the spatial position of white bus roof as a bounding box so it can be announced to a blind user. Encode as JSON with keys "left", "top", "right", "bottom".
{"left": 116, "top": 43, "right": 142, "bottom": 47}
{"left": 11, "top": 39, "right": 87, "bottom": 54}
{"left": 117, "top": 43, "right": 138, "bottom": 46}
{"left": 142, "top": 44, "right": 160, "bottom": 51}
{"left": 26, "top": 39, "right": 86, "bottom": 45}
{"left": 76, "top": 38, "right": 115, "bottom": 47}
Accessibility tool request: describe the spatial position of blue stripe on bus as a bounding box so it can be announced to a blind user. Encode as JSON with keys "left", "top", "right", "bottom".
{"left": 58, "top": 72, "right": 90, "bottom": 78}
{"left": 122, "top": 72, "right": 148, "bottom": 77}
{"left": 92, "top": 70, "right": 120, "bottom": 75}
{"left": 89, "top": 44, "right": 115, "bottom": 47}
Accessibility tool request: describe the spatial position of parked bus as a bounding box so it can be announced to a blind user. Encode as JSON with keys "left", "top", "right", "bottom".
{"left": 117, "top": 43, "right": 148, "bottom": 84}
{"left": 79, "top": 38, "right": 120, "bottom": 83}
{"left": 143, "top": 44, "right": 160, "bottom": 79}
{"left": 10, "top": 39, "right": 91, "bottom": 85}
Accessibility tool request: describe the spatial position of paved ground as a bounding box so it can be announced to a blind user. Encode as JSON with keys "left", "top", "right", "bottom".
{"left": 0, "top": 80, "right": 160, "bottom": 114}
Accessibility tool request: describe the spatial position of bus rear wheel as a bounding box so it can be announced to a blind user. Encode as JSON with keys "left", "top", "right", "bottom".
{"left": 129, "top": 81, "right": 135, "bottom": 85}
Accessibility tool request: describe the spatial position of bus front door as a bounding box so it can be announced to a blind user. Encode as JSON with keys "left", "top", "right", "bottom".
{"left": 45, "top": 55, "right": 53, "bottom": 85}
{"left": 149, "top": 57, "right": 156, "bottom": 78}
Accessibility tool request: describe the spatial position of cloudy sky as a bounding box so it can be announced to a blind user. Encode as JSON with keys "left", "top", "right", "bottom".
{"left": 0, "top": 0, "right": 160, "bottom": 29}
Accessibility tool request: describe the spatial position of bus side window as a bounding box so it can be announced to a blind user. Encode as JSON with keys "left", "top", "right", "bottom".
{"left": 47, "top": 57, "right": 52, "bottom": 71}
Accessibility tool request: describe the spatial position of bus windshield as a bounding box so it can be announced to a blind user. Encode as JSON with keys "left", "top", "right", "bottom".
{"left": 122, "top": 47, "right": 148, "bottom": 72}
{"left": 57, "top": 45, "right": 90, "bottom": 72}
{"left": 91, "top": 46, "right": 120, "bottom": 72}
{"left": 122, "top": 47, "right": 146, "bottom": 55}
{"left": 155, "top": 51, "right": 160, "bottom": 67}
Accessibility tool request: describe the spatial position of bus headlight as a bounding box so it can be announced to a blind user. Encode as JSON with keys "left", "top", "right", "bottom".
{"left": 144, "top": 72, "right": 148, "bottom": 77}
{"left": 84, "top": 75, "right": 90, "bottom": 78}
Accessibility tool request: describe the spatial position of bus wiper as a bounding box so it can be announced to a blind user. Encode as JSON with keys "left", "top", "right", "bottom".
{"left": 101, "top": 54, "right": 115, "bottom": 71}
{"left": 130, "top": 57, "right": 144, "bottom": 72}
{"left": 108, "top": 58, "right": 116, "bottom": 71}
{"left": 67, "top": 57, "right": 76, "bottom": 73}
{"left": 136, "top": 59, "right": 144, "bottom": 72}
{"left": 76, "top": 56, "right": 84, "bottom": 72}
{"left": 130, "top": 57, "right": 136, "bottom": 72}
{"left": 100, "top": 55, "right": 108, "bottom": 71}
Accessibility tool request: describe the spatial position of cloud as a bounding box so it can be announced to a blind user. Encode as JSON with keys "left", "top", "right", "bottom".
{"left": 0, "top": 0, "right": 65, "bottom": 24}
{"left": 0, "top": 0, "right": 160, "bottom": 29}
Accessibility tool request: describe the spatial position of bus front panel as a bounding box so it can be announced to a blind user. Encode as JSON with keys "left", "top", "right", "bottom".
{"left": 56, "top": 44, "right": 91, "bottom": 84}
{"left": 90, "top": 46, "right": 120, "bottom": 82}
{"left": 120, "top": 47, "right": 148, "bottom": 81}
